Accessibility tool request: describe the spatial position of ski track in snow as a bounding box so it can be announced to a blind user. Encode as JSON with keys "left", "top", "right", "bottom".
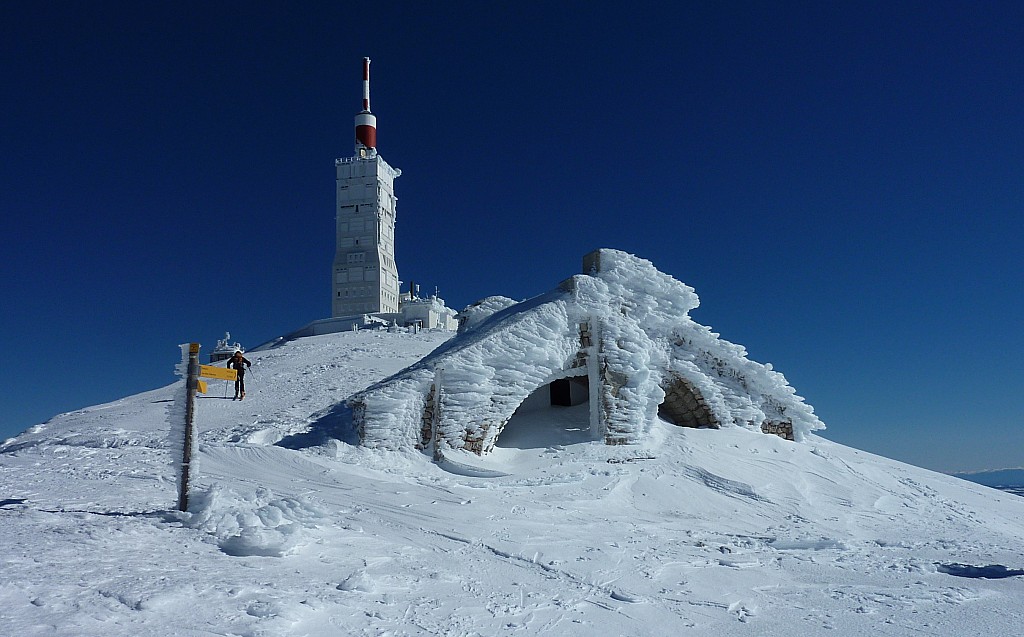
{"left": 2, "top": 330, "right": 1023, "bottom": 636}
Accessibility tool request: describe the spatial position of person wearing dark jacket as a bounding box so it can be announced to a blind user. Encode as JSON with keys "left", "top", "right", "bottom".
{"left": 227, "top": 351, "right": 252, "bottom": 400}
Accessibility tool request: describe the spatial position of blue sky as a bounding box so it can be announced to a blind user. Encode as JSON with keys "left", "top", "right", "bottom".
{"left": 2, "top": 2, "right": 1021, "bottom": 472}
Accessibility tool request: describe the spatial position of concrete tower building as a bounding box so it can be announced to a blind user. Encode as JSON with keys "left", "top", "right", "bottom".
{"left": 332, "top": 57, "right": 402, "bottom": 317}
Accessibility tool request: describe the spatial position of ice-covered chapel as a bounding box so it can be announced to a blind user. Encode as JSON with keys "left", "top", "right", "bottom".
{"left": 350, "top": 249, "right": 825, "bottom": 457}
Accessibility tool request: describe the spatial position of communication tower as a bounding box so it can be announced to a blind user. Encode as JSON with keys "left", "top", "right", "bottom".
{"left": 332, "top": 57, "right": 401, "bottom": 317}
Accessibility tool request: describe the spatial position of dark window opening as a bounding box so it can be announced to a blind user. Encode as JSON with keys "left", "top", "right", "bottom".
{"left": 550, "top": 377, "right": 589, "bottom": 407}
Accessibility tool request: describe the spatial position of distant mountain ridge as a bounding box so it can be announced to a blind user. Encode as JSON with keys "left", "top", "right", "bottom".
{"left": 952, "top": 468, "right": 1024, "bottom": 489}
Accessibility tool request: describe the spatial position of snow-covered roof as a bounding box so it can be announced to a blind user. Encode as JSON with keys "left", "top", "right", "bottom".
{"left": 351, "top": 249, "right": 824, "bottom": 456}
{"left": 209, "top": 332, "right": 244, "bottom": 360}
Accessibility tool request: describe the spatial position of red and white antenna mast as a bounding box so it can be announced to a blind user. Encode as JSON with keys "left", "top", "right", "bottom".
{"left": 354, "top": 57, "right": 377, "bottom": 154}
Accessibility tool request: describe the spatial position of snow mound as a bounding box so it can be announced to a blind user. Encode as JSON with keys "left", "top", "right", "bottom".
{"left": 184, "top": 484, "right": 328, "bottom": 557}
{"left": 353, "top": 249, "right": 824, "bottom": 456}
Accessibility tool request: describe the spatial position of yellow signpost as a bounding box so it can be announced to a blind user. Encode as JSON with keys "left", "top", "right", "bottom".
{"left": 199, "top": 365, "right": 237, "bottom": 381}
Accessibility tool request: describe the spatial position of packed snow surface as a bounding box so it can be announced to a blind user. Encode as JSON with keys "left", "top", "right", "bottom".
{"left": 2, "top": 330, "right": 1023, "bottom": 636}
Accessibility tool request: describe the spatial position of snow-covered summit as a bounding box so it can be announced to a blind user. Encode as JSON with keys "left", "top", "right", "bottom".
{"left": 1, "top": 328, "right": 1023, "bottom": 636}
{"left": 353, "top": 249, "right": 823, "bottom": 457}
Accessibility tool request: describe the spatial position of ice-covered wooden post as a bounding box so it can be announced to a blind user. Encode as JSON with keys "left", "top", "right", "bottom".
{"left": 178, "top": 343, "right": 200, "bottom": 511}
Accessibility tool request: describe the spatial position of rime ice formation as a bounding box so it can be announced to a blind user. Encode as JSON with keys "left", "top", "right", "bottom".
{"left": 456, "top": 296, "right": 520, "bottom": 333}
{"left": 351, "top": 249, "right": 824, "bottom": 456}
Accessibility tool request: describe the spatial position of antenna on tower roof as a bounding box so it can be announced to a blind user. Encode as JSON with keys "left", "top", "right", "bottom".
{"left": 361, "top": 56, "right": 371, "bottom": 112}
{"left": 354, "top": 57, "right": 377, "bottom": 154}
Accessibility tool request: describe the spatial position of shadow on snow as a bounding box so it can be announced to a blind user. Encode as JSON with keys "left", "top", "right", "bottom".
{"left": 274, "top": 402, "right": 358, "bottom": 450}
{"left": 937, "top": 563, "right": 1024, "bottom": 579}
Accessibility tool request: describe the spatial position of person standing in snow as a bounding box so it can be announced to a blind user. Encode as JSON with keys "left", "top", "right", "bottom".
{"left": 226, "top": 351, "right": 252, "bottom": 400}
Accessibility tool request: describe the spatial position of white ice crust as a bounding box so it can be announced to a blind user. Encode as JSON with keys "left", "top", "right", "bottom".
{"left": 354, "top": 250, "right": 824, "bottom": 452}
